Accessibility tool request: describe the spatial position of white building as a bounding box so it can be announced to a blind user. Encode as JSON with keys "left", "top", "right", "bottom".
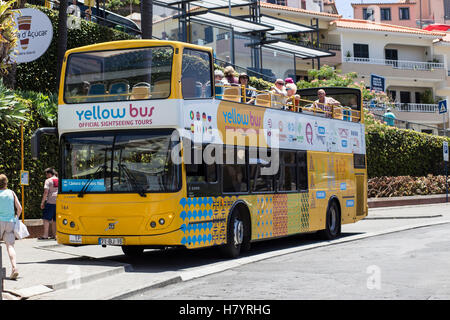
{"left": 328, "top": 18, "right": 450, "bottom": 134}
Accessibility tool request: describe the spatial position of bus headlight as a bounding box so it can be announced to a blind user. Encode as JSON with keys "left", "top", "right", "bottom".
{"left": 159, "top": 218, "right": 165, "bottom": 225}
{"left": 70, "top": 221, "right": 76, "bottom": 228}
{"left": 150, "top": 221, "right": 156, "bottom": 228}
{"left": 63, "top": 219, "right": 68, "bottom": 225}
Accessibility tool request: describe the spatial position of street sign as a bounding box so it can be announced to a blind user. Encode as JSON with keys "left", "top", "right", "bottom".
{"left": 444, "top": 141, "right": 449, "bottom": 162}
{"left": 20, "top": 170, "right": 29, "bottom": 186}
{"left": 370, "top": 74, "right": 385, "bottom": 93}
{"left": 439, "top": 99, "right": 448, "bottom": 114}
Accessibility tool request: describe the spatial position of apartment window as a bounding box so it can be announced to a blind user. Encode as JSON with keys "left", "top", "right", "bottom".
{"left": 399, "top": 7, "right": 410, "bottom": 20}
{"left": 363, "top": 8, "right": 374, "bottom": 20}
{"left": 353, "top": 44, "right": 369, "bottom": 59}
{"left": 380, "top": 8, "right": 391, "bottom": 21}
{"left": 415, "top": 92, "right": 421, "bottom": 104}
{"left": 388, "top": 90, "right": 397, "bottom": 101}
{"left": 301, "top": 0, "right": 306, "bottom": 9}
{"left": 400, "top": 91, "right": 411, "bottom": 104}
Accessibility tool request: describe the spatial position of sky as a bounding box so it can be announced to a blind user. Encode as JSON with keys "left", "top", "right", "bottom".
{"left": 335, "top": 0, "right": 399, "bottom": 19}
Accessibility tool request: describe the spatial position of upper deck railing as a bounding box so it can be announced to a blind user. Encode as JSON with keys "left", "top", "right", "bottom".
{"left": 215, "top": 84, "right": 361, "bottom": 122}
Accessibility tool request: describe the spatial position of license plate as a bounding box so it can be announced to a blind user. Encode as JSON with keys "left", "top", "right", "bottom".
{"left": 98, "top": 238, "right": 123, "bottom": 246}
{"left": 69, "top": 235, "right": 82, "bottom": 244}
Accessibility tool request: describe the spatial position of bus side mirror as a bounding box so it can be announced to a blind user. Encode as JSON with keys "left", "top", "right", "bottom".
{"left": 31, "top": 127, "right": 58, "bottom": 160}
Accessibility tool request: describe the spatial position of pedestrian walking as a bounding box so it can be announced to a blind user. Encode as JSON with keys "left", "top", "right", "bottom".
{"left": 0, "top": 174, "right": 22, "bottom": 280}
{"left": 383, "top": 107, "right": 396, "bottom": 126}
{"left": 40, "top": 168, "right": 58, "bottom": 240}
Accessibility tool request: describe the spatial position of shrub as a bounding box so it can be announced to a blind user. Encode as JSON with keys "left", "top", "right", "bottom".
{"left": 0, "top": 85, "right": 58, "bottom": 219}
{"left": 365, "top": 117, "right": 450, "bottom": 178}
{"left": 368, "top": 175, "right": 450, "bottom": 198}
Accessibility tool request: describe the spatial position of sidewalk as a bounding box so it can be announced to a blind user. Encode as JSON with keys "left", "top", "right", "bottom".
{"left": 2, "top": 202, "right": 450, "bottom": 300}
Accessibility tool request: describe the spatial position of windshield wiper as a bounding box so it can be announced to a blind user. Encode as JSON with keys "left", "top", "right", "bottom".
{"left": 119, "top": 164, "right": 147, "bottom": 197}
{"left": 77, "top": 165, "right": 107, "bottom": 198}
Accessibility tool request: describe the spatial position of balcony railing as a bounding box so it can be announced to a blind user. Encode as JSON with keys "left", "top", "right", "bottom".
{"left": 344, "top": 57, "right": 445, "bottom": 71}
{"left": 366, "top": 102, "right": 439, "bottom": 113}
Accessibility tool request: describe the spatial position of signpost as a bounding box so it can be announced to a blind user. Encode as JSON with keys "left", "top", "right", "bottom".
{"left": 444, "top": 141, "right": 449, "bottom": 202}
{"left": 439, "top": 99, "right": 448, "bottom": 137}
{"left": 370, "top": 74, "right": 386, "bottom": 93}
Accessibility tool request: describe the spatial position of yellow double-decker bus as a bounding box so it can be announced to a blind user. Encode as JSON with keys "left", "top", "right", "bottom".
{"left": 32, "top": 40, "right": 367, "bottom": 258}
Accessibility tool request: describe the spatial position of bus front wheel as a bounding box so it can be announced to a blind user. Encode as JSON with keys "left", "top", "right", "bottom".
{"left": 122, "top": 245, "right": 144, "bottom": 257}
{"left": 318, "top": 200, "right": 341, "bottom": 240}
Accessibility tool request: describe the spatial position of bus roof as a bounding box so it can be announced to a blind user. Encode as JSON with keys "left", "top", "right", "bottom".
{"left": 64, "top": 40, "right": 214, "bottom": 57}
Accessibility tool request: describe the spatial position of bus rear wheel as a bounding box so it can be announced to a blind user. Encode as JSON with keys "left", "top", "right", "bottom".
{"left": 220, "top": 210, "right": 246, "bottom": 259}
{"left": 318, "top": 200, "right": 341, "bottom": 240}
{"left": 122, "top": 245, "right": 144, "bottom": 257}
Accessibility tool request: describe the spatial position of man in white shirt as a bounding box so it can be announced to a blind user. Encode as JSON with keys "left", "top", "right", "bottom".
{"left": 314, "top": 89, "right": 341, "bottom": 118}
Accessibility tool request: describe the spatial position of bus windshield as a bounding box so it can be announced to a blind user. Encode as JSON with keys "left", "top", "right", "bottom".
{"left": 64, "top": 46, "right": 173, "bottom": 104}
{"left": 61, "top": 130, "right": 181, "bottom": 194}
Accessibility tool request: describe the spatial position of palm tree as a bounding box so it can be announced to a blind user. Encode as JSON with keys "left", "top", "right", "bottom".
{"left": 140, "top": 0, "right": 152, "bottom": 39}
{"left": 56, "top": 0, "right": 68, "bottom": 91}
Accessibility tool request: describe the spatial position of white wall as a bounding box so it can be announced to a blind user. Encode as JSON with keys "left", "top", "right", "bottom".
{"left": 340, "top": 31, "right": 435, "bottom": 61}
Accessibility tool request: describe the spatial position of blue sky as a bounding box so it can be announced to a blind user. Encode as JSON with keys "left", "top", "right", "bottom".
{"left": 335, "top": 0, "right": 399, "bottom": 19}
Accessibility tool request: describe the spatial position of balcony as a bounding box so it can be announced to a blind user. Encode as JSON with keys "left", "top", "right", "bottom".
{"left": 367, "top": 102, "right": 438, "bottom": 113}
{"left": 342, "top": 57, "right": 446, "bottom": 81}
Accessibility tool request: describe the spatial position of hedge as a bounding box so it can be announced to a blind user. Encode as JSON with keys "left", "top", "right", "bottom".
{"left": 365, "top": 116, "right": 450, "bottom": 178}
{"left": 0, "top": 90, "right": 58, "bottom": 219}
{"left": 16, "top": 4, "right": 135, "bottom": 93}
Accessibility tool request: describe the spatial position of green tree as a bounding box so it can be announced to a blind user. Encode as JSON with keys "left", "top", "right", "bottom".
{"left": 0, "top": 0, "right": 18, "bottom": 78}
{"left": 296, "top": 65, "right": 393, "bottom": 107}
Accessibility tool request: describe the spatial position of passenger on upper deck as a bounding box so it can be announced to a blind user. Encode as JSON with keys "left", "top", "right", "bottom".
{"left": 270, "top": 79, "right": 287, "bottom": 109}
{"left": 214, "top": 70, "right": 229, "bottom": 100}
{"left": 224, "top": 66, "right": 239, "bottom": 85}
{"left": 285, "top": 83, "right": 301, "bottom": 111}
{"left": 313, "top": 89, "right": 341, "bottom": 118}
{"left": 238, "top": 73, "right": 256, "bottom": 105}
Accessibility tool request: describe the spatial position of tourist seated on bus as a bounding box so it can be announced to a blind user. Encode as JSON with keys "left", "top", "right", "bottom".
{"left": 224, "top": 66, "right": 239, "bottom": 86}
{"left": 214, "top": 70, "right": 229, "bottom": 100}
{"left": 313, "top": 89, "right": 341, "bottom": 118}
{"left": 270, "top": 79, "right": 287, "bottom": 109}
{"left": 285, "top": 83, "right": 301, "bottom": 111}
{"left": 238, "top": 73, "right": 256, "bottom": 104}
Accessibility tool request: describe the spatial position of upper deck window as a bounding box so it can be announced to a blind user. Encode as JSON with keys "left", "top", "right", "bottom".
{"left": 64, "top": 46, "right": 173, "bottom": 104}
{"left": 181, "top": 49, "right": 212, "bottom": 99}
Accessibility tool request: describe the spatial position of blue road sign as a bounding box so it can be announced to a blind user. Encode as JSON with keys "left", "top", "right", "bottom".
{"left": 439, "top": 99, "right": 448, "bottom": 114}
{"left": 370, "top": 74, "right": 385, "bottom": 92}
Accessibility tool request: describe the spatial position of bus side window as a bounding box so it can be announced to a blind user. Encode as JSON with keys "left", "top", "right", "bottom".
{"left": 277, "top": 151, "right": 297, "bottom": 192}
{"left": 181, "top": 49, "right": 212, "bottom": 99}
{"left": 297, "top": 151, "right": 308, "bottom": 191}
{"left": 223, "top": 147, "right": 248, "bottom": 193}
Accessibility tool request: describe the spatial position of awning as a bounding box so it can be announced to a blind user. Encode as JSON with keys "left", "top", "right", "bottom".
{"left": 262, "top": 40, "right": 334, "bottom": 58}
{"left": 258, "top": 15, "right": 316, "bottom": 35}
{"left": 154, "top": 0, "right": 252, "bottom": 8}
{"left": 189, "top": 11, "right": 274, "bottom": 34}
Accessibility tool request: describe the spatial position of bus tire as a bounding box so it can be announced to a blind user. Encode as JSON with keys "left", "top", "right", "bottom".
{"left": 318, "top": 200, "right": 341, "bottom": 240}
{"left": 220, "top": 209, "right": 246, "bottom": 259}
{"left": 121, "top": 245, "right": 144, "bottom": 257}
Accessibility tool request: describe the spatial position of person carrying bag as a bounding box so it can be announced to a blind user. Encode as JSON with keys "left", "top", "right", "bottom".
{"left": 0, "top": 174, "right": 23, "bottom": 280}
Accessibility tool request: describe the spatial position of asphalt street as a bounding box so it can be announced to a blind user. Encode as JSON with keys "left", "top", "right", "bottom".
{"left": 129, "top": 222, "right": 450, "bottom": 300}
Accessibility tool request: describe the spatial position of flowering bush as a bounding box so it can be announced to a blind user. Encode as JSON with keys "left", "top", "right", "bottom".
{"left": 368, "top": 175, "right": 450, "bottom": 198}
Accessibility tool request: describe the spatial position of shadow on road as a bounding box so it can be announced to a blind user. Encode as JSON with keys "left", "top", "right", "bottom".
{"left": 109, "top": 231, "right": 363, "bottom": 273}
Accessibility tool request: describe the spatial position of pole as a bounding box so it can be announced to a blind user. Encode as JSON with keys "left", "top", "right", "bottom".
{"left": 0, "top": 246, "right": 3, "bottom": 300}
{"left": 446, "top": 160, "right": 448, "bottom": 202}
{"left": 21, "top": 123, "right": 24, "bottom": 223}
